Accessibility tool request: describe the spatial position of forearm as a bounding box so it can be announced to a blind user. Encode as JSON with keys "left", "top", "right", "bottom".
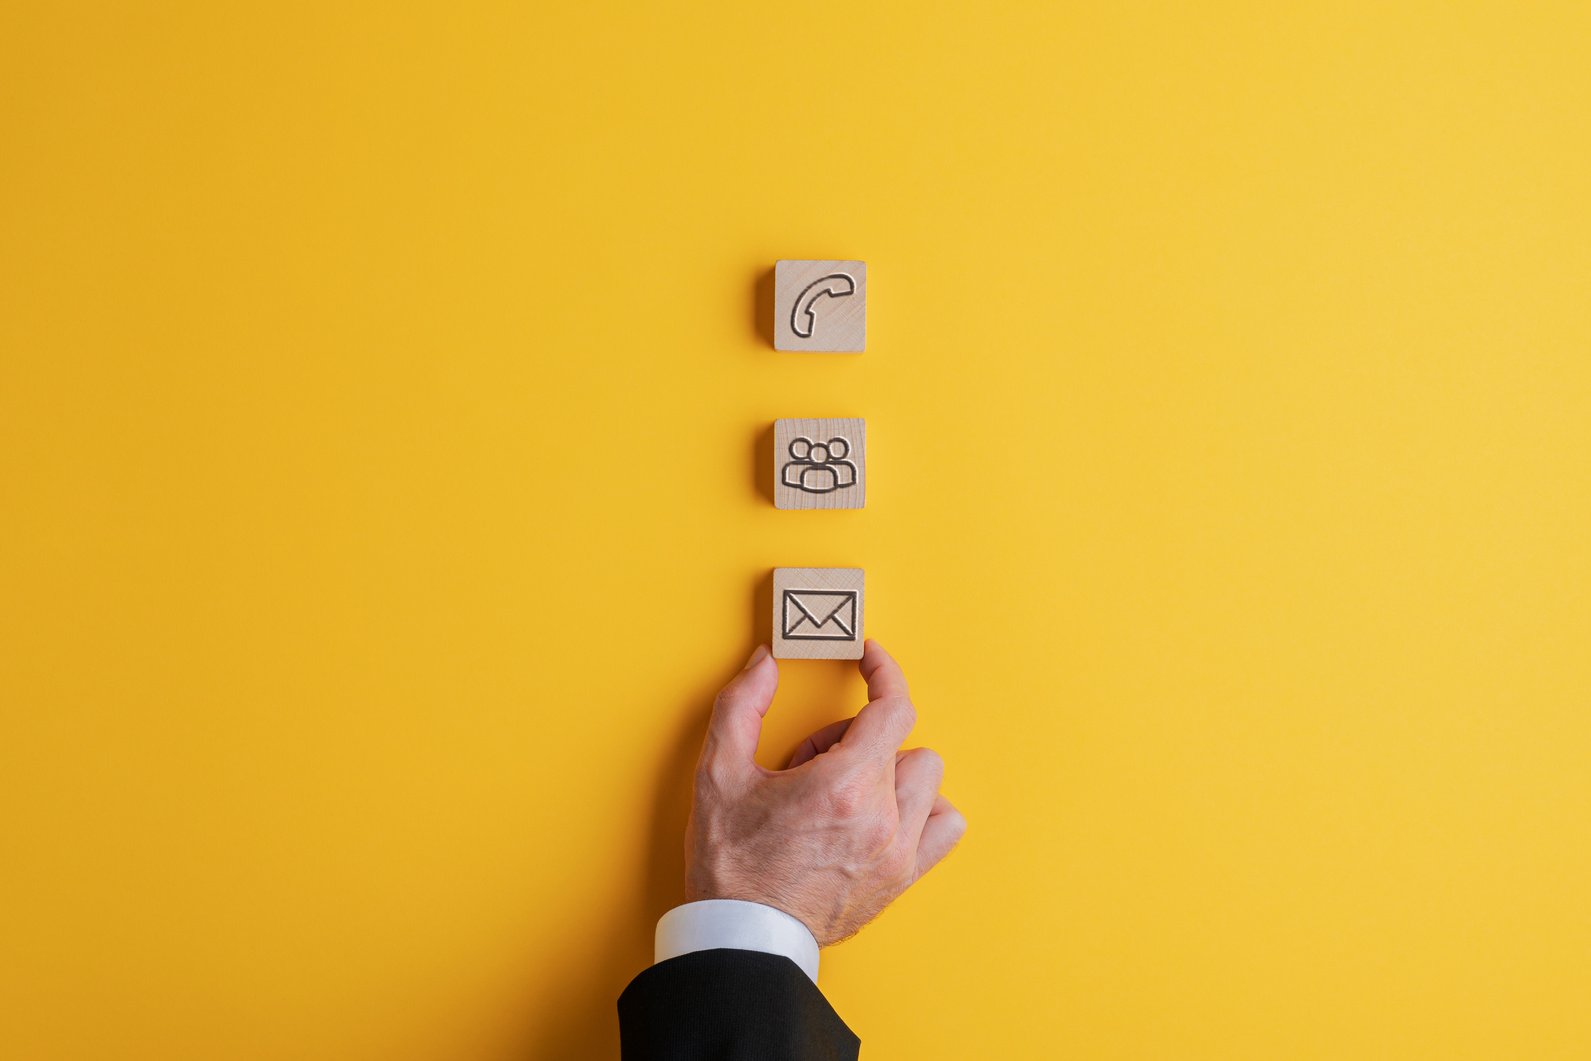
{"left": 618, "top": 948, "right": 858, "bottom": 1061}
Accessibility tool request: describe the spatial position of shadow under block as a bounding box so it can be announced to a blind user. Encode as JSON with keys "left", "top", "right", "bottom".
{"left": 774, "top": 260, "right": 866, "bottom": 352}
{"left": 772, "top": 568, "right": 865, "bottom": 660}
{"left": 774, "top": 418, "right": 866, "bottom": 510}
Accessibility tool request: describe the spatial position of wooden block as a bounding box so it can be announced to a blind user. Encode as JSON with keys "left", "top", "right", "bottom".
{"left": 772, "top": 567, "right": 865, "bottom": 660}
{"left": 774, "top": 418, "right": 866, "bottom": 510}
{"left": 774, "top": 260, "right": 866, "bottom": 352}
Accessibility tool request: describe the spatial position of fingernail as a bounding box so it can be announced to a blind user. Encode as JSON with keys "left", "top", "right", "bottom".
{"left": 743, "top": 644, "right": 769, "bottom": 670}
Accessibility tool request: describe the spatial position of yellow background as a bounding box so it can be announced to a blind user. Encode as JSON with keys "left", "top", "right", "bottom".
{"left": 3, "top": 3, "right": 1588, "bottom": 1058}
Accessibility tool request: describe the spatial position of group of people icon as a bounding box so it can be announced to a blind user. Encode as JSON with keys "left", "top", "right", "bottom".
{"left": 781, "top": 436, "right": 858, "bottom": 495}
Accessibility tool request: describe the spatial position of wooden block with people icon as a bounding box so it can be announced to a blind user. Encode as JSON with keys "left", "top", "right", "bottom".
{"left": 774, "top": 418, "right": 866, "bottom": 510}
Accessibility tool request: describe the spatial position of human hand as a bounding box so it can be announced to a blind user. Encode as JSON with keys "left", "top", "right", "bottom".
{"left": 683, "top": 639, "right": 966, "bottom": 946}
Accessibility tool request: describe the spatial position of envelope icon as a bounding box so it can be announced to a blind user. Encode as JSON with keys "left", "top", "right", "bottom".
{"left": 781, "top": 589, "right": 859, "bottom": 641}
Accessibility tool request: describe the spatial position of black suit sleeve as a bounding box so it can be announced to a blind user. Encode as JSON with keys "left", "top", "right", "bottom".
{"left": 618, "top": 948, "right": 860, "bottom": 1060}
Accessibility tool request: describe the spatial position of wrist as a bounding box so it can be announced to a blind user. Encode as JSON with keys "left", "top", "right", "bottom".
{"left": 685, "top": 875, "right": 817, "bottom": 940}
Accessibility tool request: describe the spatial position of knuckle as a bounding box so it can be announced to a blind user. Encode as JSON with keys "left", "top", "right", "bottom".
{"left": 694, "top": 756, "right": 736, "bottom": 797}
{"left": 823, "top": 778, "right": 869, "bottom": 819}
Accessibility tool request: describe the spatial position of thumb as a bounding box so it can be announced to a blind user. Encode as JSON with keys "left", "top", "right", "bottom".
{"left": 701, "top": 645, "right": 778, "bottom": 779}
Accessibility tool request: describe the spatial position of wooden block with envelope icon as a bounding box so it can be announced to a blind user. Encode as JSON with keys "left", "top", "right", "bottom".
{"left": 773, "top": 567, "right": 865, "bottom": 660}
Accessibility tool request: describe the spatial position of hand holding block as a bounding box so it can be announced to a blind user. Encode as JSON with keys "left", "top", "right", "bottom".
{"left": 773, "top": 567, "right": 865, "bottom": 660}
{"left": 774, "top": 418, "right": 866, "bottom": 510}
{"left": 774, "top": 260, "right": 866, "bottom": 352}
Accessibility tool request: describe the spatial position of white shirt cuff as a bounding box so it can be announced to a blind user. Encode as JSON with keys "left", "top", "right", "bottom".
{"left": 655, "top": 899, "right": 820, "bottom": 983}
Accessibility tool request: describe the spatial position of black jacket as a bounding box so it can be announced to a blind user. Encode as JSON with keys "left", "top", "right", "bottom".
{"left": 618, "top": 949, "right": 860, "bottom": 1060}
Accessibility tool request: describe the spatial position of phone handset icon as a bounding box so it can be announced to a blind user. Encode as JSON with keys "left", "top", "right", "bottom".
{"left": 790, "top": 273, "right": 857, "bottom": 339}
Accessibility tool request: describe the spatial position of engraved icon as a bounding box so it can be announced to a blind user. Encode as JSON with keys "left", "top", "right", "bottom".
{"left": 773, "top": 567, "right": 865, "bottom": 660}
{"left": 781, "top": 436, "right": 858, "bottom": 495}
{"left": 773, "top": 418, "right": 865, "bottom": 510}
{"left": 791, "top": 274, "right": 856, "bottom": 338}
{"left": 782, "top": 589, "right": 858, "bottom": 641}
{"left": 774, "top": 260, "right": 867, "bottom": 352}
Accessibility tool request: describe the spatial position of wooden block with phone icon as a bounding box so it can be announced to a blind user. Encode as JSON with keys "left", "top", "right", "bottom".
{"left": 773, "top": 567, "right": 865, "bottom": 660}
{"left": 774, "top": 260, "right": 866, "bottom": 352}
